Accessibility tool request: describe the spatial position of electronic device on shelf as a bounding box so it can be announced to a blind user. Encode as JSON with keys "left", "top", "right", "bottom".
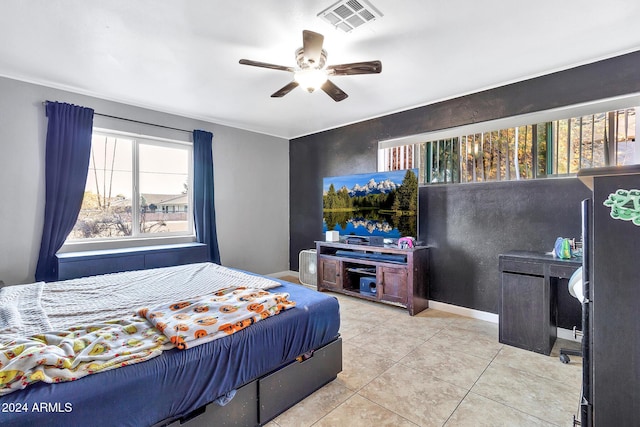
{"left": 344, "top": 236, "right": 368, "bottom": 245}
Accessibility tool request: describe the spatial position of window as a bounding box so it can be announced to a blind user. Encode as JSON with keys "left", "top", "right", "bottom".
{"left": 379, "top": 101, "right": 638, "bottom": 184}
{"left": 67, "top": 130, "right": 193, "bottom": 241}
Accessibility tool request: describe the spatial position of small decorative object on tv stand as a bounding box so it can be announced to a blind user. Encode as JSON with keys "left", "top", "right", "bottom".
{"left": 315, "top": 241, "right": 429, "bottom": 315}
{"left": 325, "top": 230, "right": 340, "bottom": 242}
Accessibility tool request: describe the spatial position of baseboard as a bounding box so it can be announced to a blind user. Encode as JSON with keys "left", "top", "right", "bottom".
{"left": 269, "top": 275, "right": 580, "bottom": 343}
{"left": 268, "top": 270, "right": 299, "bottom": 278}
{"left": 427, "top": 301, "right": 580, "bottom": 342}
{"left": 427, "top": 300, "right": 499, "bottom": 323}
{"left": 557, "top": 327, "right": 581, "bottom": 342}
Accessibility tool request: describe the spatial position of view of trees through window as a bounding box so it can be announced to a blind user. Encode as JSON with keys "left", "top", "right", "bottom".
{"left": 380, "top": 107, "right": 637, "bottom": 184}
{"left": 67, "top": 132, "right": 192, "bottom": 241}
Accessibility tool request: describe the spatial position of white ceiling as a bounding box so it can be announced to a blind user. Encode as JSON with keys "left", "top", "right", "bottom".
{"left": 1, "top": 0, "right": 639, "bottom": 139}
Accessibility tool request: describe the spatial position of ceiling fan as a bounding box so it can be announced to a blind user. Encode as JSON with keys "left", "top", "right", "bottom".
{"left": 239, "top": 30, "right": 382, "bottom": 102}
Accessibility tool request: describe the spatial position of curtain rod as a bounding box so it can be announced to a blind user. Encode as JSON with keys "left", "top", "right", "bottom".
{"left": 42, "top": 101, "right": 192, "bottom": 134}
{"left": 94, "top": 112, "right": 193, "bottom": 134}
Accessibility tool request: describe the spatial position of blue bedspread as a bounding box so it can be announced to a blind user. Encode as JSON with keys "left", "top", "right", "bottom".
{"left": 0, "top": 279, "right": 340, "bottom": 427}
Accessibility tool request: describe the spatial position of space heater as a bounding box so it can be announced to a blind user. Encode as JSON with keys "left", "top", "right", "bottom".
{"left": 298, "top": 249, "right": 317, "bottom": 286}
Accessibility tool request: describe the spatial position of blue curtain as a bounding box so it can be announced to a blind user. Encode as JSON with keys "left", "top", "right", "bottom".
{"left": 35, "top": 102, "right": 94, "bottom": 282}
{"left": 193, "top": 130, "right": 221, "bottom": 264}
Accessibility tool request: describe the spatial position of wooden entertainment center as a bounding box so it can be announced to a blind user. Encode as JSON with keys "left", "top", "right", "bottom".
{"left": 316, "top": 241, "right": 429, "bottom": 315}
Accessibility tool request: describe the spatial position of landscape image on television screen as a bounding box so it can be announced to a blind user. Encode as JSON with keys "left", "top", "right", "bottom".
{"left": 322, "top": 169, "right": 418, "bottom": 240}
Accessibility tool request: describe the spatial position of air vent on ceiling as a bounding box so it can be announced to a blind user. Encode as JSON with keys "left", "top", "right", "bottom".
{"left": 318, "top": 0, "right": 383, "bottom": 33}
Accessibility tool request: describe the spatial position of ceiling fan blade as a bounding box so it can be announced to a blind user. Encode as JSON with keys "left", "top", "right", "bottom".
{"left": 271, "top": 81, "right": 300, "bottom": 98}
{"left": 239, "top": 59, "right": 294, "bottom": 73}
{"left": 302, "top": 30, "right": 324, "bottom": 66}
{"left": 327, "top": 60, "right": 382, "bottom": 76}
{"left": 321, "top": 79, "right": 348, "bottom": 102}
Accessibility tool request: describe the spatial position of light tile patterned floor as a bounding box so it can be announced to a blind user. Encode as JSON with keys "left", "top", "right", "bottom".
{"left": 266, "top": 291, "right": 583, "bottom": 427}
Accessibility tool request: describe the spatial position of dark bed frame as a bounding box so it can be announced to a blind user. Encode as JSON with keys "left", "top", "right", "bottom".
{"left": 52, "top": 253, "right": 342, "bottom": 427}
{"left": 160, "top": 338, "right": 342, "bottom": 427}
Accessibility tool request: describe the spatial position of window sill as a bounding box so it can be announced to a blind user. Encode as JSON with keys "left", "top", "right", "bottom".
{"left": 57, "top": 242, "right": 205, "bottom": 259}
{"left": 58, "top": 235, "right": 197, "bottom": 255}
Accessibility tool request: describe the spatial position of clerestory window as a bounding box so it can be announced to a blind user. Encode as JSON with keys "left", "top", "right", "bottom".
{"left": 379, "top": 101, "right": 638, "bottom": 184}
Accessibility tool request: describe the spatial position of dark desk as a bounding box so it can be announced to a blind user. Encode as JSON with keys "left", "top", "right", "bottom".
{"left": 499, "top": 251, "right": 581, "bottom": 355}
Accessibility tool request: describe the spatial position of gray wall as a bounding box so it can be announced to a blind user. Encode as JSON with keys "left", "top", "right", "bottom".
{"left": 290, "top": 50, "right": 640, "bottom": 316}
{"left": 0, "top": 77, "right": 289, "bottom": 285}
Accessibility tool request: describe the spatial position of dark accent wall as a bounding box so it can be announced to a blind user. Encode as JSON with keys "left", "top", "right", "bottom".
{"left": 290, "top": 50, "right": 640, "bottom": 317}
{"left": 420, "top": 179, "right": 588, "bottom": 323}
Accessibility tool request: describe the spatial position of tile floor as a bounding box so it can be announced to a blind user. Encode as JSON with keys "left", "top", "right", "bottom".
{"left": 266, "top": 290, "right": 583, "bottom": 427}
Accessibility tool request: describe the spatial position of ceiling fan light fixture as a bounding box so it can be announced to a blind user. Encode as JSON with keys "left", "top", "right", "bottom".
{"left": 239, "top": 30, "right": 380, "bottom": 102}
{"left": 294, "top": 68, "right": 328, "bottom": 93}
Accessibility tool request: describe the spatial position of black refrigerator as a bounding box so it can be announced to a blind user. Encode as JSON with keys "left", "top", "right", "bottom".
{"left": 578, "top": 165, "right": 640, "bottom": 426}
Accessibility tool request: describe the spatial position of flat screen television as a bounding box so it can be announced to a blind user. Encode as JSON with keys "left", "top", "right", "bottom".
{"left": 322, "top": 169, "right": 418, "bottom": 242}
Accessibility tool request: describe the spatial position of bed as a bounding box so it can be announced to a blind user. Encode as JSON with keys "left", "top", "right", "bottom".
{"left": 0, "top": 263, "right": 342, "bottom": 427}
